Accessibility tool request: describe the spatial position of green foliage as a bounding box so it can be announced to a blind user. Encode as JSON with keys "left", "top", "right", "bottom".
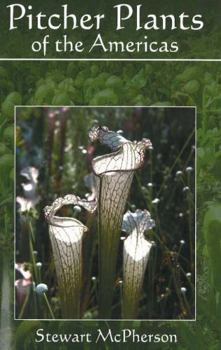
{"left": 0, "top": 60, "right": 220, "bottom": 349}
{"left": 204, "top": 204, "right": 221, "bottom": 293}
{"left": 2, "top": 92, "right": 22, "bottom": 119}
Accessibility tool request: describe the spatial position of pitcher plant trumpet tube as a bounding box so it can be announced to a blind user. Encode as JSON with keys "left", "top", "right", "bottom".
{"left": 89, "top": 125, "right": 152, "bottom": 318}
{"left": 44, "top": 194, "right": 96, "bottom": 318}
{"left": 122, "top": 209, "right": 155, "bottom": 319}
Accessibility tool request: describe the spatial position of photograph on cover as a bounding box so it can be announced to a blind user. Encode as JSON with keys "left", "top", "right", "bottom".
{"left": 15, "top": 106, "right": 196, "bottom": 320}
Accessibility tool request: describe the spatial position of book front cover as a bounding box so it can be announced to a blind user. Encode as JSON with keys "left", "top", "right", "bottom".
{"left": 0, "top": 1, "right": 220, "bottom": 349}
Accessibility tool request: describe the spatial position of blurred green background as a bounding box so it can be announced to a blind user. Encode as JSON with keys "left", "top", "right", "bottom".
{"left": 0, "top": 60, "right": 220, "bottom": 349}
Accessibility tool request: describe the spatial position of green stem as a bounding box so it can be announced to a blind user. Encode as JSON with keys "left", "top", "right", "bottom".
{"left": 18, "top": 290, "right": 30, "bottom": 319}
{"left": 43, "top": 293, "right": 55, "bottom": 319}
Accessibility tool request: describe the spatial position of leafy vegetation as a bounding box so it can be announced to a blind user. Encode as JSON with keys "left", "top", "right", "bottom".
{"left": 15, "top": 107, "right": 195, "bottom": 320}
{"left": 0, "top": 61, "right": 220, "bottom": 349}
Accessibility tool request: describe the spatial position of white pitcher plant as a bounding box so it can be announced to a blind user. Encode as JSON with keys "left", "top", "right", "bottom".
{"left": 44, "top": 125, "right": 153, "bottom": 319}
{"left": 89, "top": 125, "right": 152, "bottom": 318}
{"left": 122, "top": 209, "right": 155, "bottom": 318}
{"left": 44, "top": 194, "right": 96, "bottom": 318}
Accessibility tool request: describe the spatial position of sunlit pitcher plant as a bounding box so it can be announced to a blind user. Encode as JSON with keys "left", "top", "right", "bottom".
{"left": 44, "top": 125, "right": 154, "bottom": 319}
{"left": 44, "top": 194, "right": 96, "bottom": 318}
{"left": 122, "top": 209, "right": 155, "bottom": 319}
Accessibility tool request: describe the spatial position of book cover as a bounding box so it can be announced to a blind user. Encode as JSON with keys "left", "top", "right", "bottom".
{"left": 0, "top": 1, "right": 220, "bottom": 349}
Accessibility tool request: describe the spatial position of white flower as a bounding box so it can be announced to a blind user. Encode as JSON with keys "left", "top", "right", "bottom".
{"left": 183, "top": 186, "right": 190, "bottom": 192}
{"left": 36, "top": 262, "right": 42, "bottom": 268}
{"left": 152, "top": 198, "right": 160, "bottom": 204}
{"left": 35, "top": 283, "right": 48, "bottom": 294}
{"left": 181, "top": 287, "right": 187, "bottom": 294}
{"left": 186, "top": 166, "right": 193, "bottom": 173}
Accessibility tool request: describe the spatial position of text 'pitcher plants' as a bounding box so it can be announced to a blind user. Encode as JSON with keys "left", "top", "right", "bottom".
{"left": 89, "top": 126, "right": 152, "bottom": 318}
{"left": 44, "top": 194, "right": 96, "bottom": 318}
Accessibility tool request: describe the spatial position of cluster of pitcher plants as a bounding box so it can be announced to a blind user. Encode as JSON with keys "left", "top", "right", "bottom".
{"left": 44, "top": 125, "right": 154, "bottom": 319}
